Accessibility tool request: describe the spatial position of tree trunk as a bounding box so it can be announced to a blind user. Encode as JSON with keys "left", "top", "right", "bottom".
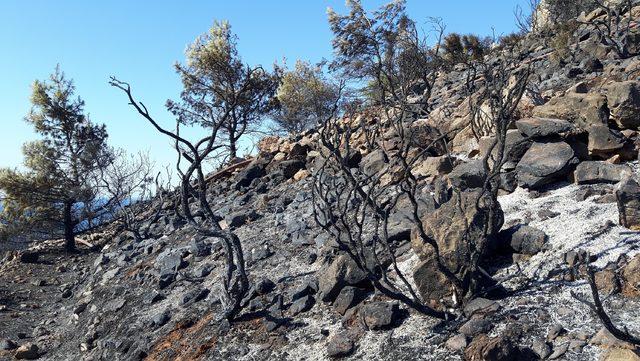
{"left": 229, "top": 140, "right": 237, "bottom": 161}
{"left": 63, "top": 201, "right": 76, "bottom": 252}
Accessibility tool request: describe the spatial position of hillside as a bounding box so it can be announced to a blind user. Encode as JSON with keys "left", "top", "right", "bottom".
{"left": 2, "top": 2, "right": 640, "bottom": 361}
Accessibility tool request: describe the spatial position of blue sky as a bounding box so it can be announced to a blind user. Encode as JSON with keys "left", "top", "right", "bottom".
{"left": 0, "top": 0, "right": 527, "bottom": 171}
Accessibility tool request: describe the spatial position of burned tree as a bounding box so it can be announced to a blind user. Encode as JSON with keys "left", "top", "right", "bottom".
{"left": 110, "top": 76, "right": 250, "bottom": 320}
{"left": 312, "top": 0, "right": 533, "bottom": 317}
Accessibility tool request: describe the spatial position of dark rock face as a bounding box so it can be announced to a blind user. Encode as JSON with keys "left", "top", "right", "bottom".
{"left": 516, "top": 141, "right": 578, "bottom": 189}
{"left": 616, "top": 176, "right": 640, "bottom": 230}
{"left": 515, "top": 117, "right": 574, "bottom": 138}
{"left": 574, "top": 161, "right": 632, "bottom": 184}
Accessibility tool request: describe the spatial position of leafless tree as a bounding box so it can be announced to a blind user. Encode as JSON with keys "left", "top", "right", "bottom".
{"left": 578, "top": 0, "right": 636, "bottom": 58}
{"left": 110, "top": 78, "right": 249, "bottom": 320}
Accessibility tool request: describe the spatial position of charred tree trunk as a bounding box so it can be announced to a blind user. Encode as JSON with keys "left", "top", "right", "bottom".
{"left": 63, "top": 200, "right": 76, "bottom": 252}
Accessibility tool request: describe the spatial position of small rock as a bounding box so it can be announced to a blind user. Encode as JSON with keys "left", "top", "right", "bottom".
{"left": 327, "top": 331, "right": 354, "bottom": 358}
{"left": 289, "top": 295, "right": 314, "bottom": 316}
{"left": 532, "top": 338, "right": 551, "bottom": 359}
{"left": 360, "top": 301, "right": 399, "bottom": 330}
{"left": 445, "top": 334, "right": 468, "bottom": 351}
{"left": 14, "top": 343, "right": 39, "bottom": 360}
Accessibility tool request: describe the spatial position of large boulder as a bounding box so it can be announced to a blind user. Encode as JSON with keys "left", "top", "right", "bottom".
{"left": 515, "top": 117, "right": 574, "bottom": 138}
{"left": 574, "top": 161, "right": 632, "bottom": 184}
{"left": 448, "top": 160, "right": 487, "bottom": 190}
{"left": 616, "top": 176, "right": 640, "bottom": 230}
{"left": 411, "top": 189, "right": 503, "bottom": 302}
{"left": 516, "top": 141, "right": 579, "bottom": 189}
{"left": 606, "top": 80, "right": 640, "bottom": 130}
{"left": 496, "top": 225, "right": 547, "bottom": 255}
{"left": 235, "top": 159, "right": 268, "bottom": 189}
{"left": 479, "top": 130, "right": 532, "bottom": 165}
{"left": 532, "top": 93, "right": 608, "bottom": 130}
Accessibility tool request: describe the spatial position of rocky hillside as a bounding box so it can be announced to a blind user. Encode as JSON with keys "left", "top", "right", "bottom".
{"left": 2, "top": 4, "right": 640, "bottom": 361}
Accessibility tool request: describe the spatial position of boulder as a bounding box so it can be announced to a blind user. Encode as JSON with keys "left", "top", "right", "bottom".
{"left": 606, "top": 80, "right": 640, "bottom": 130}
{"left": 532, "top": 92, "right": 608, "bottom": 130}
{"left": 479, "top": 130, "right": 532, "bottom": 165}
{"left": 448, "top": 160, "right": 487, "bottom": 189}
{"left": 235, "top": 159, "right": 267, "bottom": 190}
{"left": 273, "top": 159, "right": 305, "bottom": 179}
{"left": 14, "top": 343, "right": 39, "bottom": 360}
{"left": 361, "top": 149, "right": 387, "bottom": 176}
{"left": 464, "top": 334, "right": 518, "bottom": 361}
{"left": 327, "top": 331, "right": 354, "bottom": 358}
{"left": 411, "top": 155, "right": 454, "bottom": 178}
{"left": 317, "top": 255, "right": 369, "bottom": 303}
{"left": 616, "top": 176, "right": 640, "bottom": 230}
{"left": 516, "top": 141, "right": 578, "bottom": 189}
{"left": 497, "top": 225, "right": 548, "bottom": 255}
{"left": 360, "top": 301, "right": 399, "bottom": 330}
{"left": 289, "top": 295, "right": 314, "bottom": 316}
{"left": 332, "top": 286, "right": 364, "bottom": 315}
{"left": 602, "top": 348, "right": 640, "bottom": 361}
{"left": 411, "top": 189, "right": 503, "bottom": 301}
{"left": 588, "top": 125, "right": 625, "bottom": 158}
{"left": 574, "top": 161, "right": 632, "bottom": 184}
{"left": 622, "top": 254, "right": 640, "bottom": 297}
{"left": 515, "top": 117, "right": 574, "bottom": 138}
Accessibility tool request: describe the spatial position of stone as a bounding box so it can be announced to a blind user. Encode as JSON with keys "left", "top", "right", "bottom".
{"left": 235, "top": 159, "right": 267, "bottom": 190}
{"left": 332, "top": 286, "right": 363, "bottom": 315}
{"left": 19, "top": 252, "right": 39, "bottom": 264}
{"left": 0, "top": 339, "right": 17, "bottom": 351}
{"left": 498, "top": 225, "right": 548, "bottom": 255}
{"left": 445, "top": 334, "right": 468, "bottom": 351}
{"left": 590, "top": 327, "right": 635, "bottom": 349}
{"left": 327, "top": 331, "right": 354, "bottom": 358}
{"left": 361, "top": 149, "right": 387, "bottom": 176}
{"left": 291, "top": 278, "right": 319, "bottom": 302}
{"left": 289, "top": 295, "right": 314, "bottom": 316}
{"left": 602, "top": 348, "right": 640, "bottom": 361}
{"left": 448, "top": 160, "right": 487, "bottom": 189}
{"left": 14, "top": 343, "right": 39, "bottom": 360}
{"left": 411, "top": 189, "right": 503, "bottom": 301}
{"left": 459, "top": 318, "right": 492, "bottom": 337}
{"left": 548, "top": 342, "right": 569, "bottom": 359}
{"left": 151, "top": 310, "right": 171, "bottom": 328}
{"left": 411, "top": 155, "right": 454, "bottom": 178}
{"left": 317, "top": 255, "right": 369, "bottom": 303}
{"left": 616, "top": 176, "right": 640, "bottom": 230}
{"left": 588, "top": 125, "right": 626, "bottom": 158}
{"left": 255, "top": 278, "right": 275, "bottom": 295}
{"left": 532, "top": 92, "right": 608, "bottom": 130}
{"left": 575, "top": 161, "right": 632, "bottom": 185}
{"left": 531, "top": 338, "right": 551, "bottom": 359}
{"left": 515, "top": 117, "right": 574, "bottom": 138}
{"left": 516, "top": 141, "right": 578, "bottom": 189}
{"left": 360, "top": 301, "right": 399, "bottom": 330}
{"left": 547, "top": 324, "right": 566, "bottom": 341}
{"left": 595, "top": 269, "right": 621, "bottom": 294}
{"left": 274, "top": 159, "right": 305, "bottom": 179}
{"left": 464, "top": 334, "right": 518, "bottom": 361}
{"left": 479, "top": 129, "right": 532, "bottom": 165}
{"left": 606, "top": 81, "right": 640, "bottom": 130}
{"left": 463, "top": 298, "right": 501, "bottom": 318}
{"left": 622, "top": 254, "right": 640, "bottom": 297}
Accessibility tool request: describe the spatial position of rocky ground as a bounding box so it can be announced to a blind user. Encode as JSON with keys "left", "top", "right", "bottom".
{"left": 2, "top": 3, "right": 640, "bottom": 361}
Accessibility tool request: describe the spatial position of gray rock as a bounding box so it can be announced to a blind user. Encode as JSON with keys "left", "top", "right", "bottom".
{"left": 616, "top": 176, "right": 640, "bottom": 230}
{"left": 289, "top": 295, "right": 314, "bottom": 316}
{"left": 318, "top": 255, "right": 369, "bottom": 303}
{"left": 332, "top": 286, "right": 364, "bottom": 315}
{"left": 445, "top": 334, "right": 468, "bottom": 351}
{"left": 14, "top": 343, "right": 39, "bottom": 360}
{"left": 463, "top": 298, "right": 500, "bottom": 318}
{"left": 516, "top": 117, "right": 574, "bottom": 138}
{"left": 235, "top": 159, "right": 267, "bottom": 190}
{"left": 0, "top": 338, "right": 17, "bottom": 350}
{"left": 360, "top": 301, "right": 399, "bottom": 330}
{"left": 151, "top": 310, "right": 170, "bottom": 328}
{"left": 459, "top": 318, "right": 492, "bottom": 337}
{"left": 588, "top": 125, "right": 625, "bottom": 158}
{"left": 448, "top": 160, "right": 487, "bottom": 189}
{"left": 327, "top": 331, "right": 354, "bottom": 358}
{"left": 532, "top": 338, "right": 552, "bottom": 359}
{"left": 606, "top": 80, "right": 640, "bottom": 130}
{"left": 501, "top": 225, "right": 548, "bottom": 255}
{"left": 574, "top": 161, "right": 632, "bottom": 184}
{"left": 516, "top": 141, "right": 578, "bottom": 189}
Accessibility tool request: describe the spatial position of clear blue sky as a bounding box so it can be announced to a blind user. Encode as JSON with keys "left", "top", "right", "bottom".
{"left": 0, "top": 0, "right": 526, "bottom": 172}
